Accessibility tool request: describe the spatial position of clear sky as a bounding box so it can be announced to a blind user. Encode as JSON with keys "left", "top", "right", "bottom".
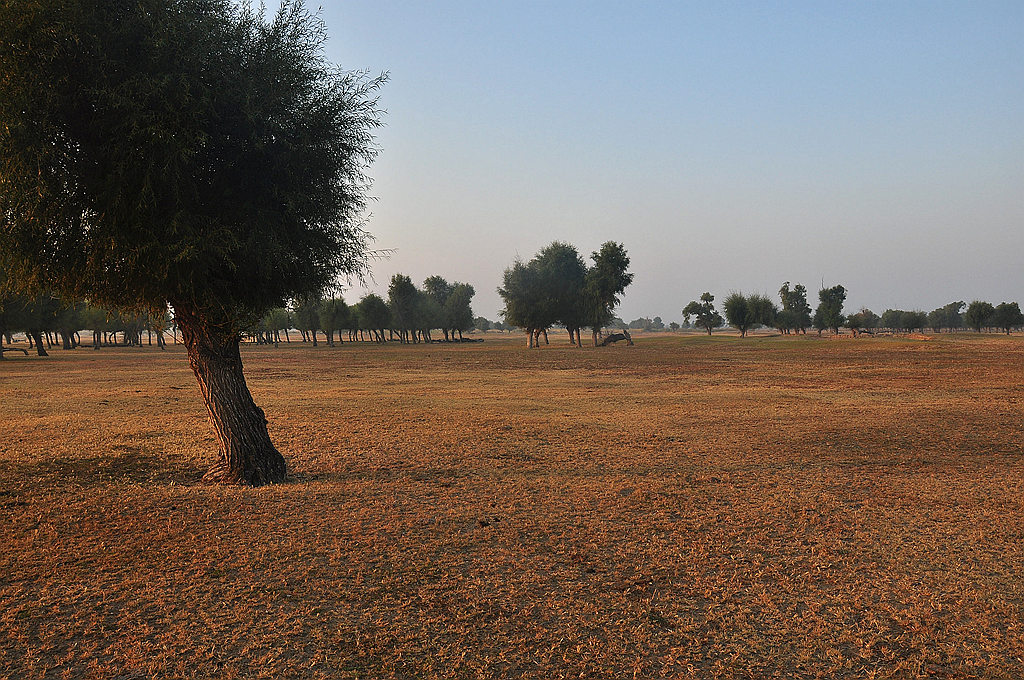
{"left": 319, "top": 1, "right": 1023, "bottom": 322}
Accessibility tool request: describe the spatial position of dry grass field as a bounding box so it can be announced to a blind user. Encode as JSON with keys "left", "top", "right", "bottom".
{"left": 1, "top": 332, "right": 1022, "bottom": 679}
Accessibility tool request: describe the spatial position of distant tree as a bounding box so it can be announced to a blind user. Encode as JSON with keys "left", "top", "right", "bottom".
{"left": 724, "top": 293, "right": 777, "bottom": 337}
{"left": 535, "top": 242, "right": 588, "bottom": 346}
{"left": 778, "top": 282, "right": 812, "bottom": 334}
{"left": 445, "top": 283, "right": 475, "bottom": 340}
{"left": 814, "top": 285, "right": 846, "bottom": 334}
{"left": 318, "top": 298, "right": 350, "bottom": 346}
{"left": 749, "top": 294, "right": 778, "bottom": 332}
{"left": 900, "top": 310, "right": 927, "bottom": 333}
{"left": 387, "top": 274, "right": 420, "bottom": 343}
{"left": 0, "top": 1, "right": 384, "bottom": 484}
{"left": 882, "top": 309, "right": 901, "bottom": 332}
{"left": 991, "top": 302, "right": 1024, "bottom": 335}
{"left": 945, "top": 301, "right": 966, "bottom": 332}
{"left": 265, "top": 307, "right": 292, "bottom": 345}
{"left": 928, "top": 301, "right": 964, "bottom": 333}
{"left": 846, "top": 308, "right": 880, "bottom": 336}
{"left": 668, "top": 321, "right": 680, "bottom": 331}
{"left": 499, "top": 260, "right": 547, "bottom": 347}
{"left": 473, "top": 316, "right": 491, "bottom": 332}
{"left": 723, "top": 293, "right": 757, "bottom": 337}
{"left": 683, "top": 292, "right": 724, "bottom": 335}
{"left": 357, "top": 294, "right": 390, "bottom": 342}
{"left": 292, "top": 297, "right": 322, "bottom": 345}
{"left": 583, "top": 242, "right": 634, "bottom": 346}
{"left": 844, "top": 311, "right": 863, "bottom": 335}
{"left": 423, "top": 276, "right": 454, "bottom": 340}
{"left": 966, "top": 301, "right": 995, "bottom": 333}
{"left": 80, "top": 304, "right": 109, "bottom": 350}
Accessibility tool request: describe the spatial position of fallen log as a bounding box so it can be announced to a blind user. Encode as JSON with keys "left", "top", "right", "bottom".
{"left": 599, "top": 331, "right": 633, "bottom": 346}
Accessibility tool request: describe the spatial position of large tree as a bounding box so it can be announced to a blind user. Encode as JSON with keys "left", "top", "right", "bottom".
{"left": 0, "top": 1, "right": 384, "bottom": 485}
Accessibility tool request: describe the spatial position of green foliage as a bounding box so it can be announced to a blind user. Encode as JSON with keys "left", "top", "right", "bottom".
{"left": 991, "top": 302, "right": 1023, "bottom": 334}
{"left": 387, "top": 274, "right": 419, "bottom": 337}
{"left": 901, "top": 310, "right": 927, "bottom": 332}
{"left": 498, "top": 241, "right": 631, "bottom": 345}
{"left": 356, "top": 294, "right": 390, "bottom": 336}
{"left": 683, "top": 292, "right": 724, "bottom": 335}
{"left": 880, "top": 309, "right": 927, "bottom": 332}
{"left": 965, "top": 301, "right": 995, "bottom": 332}
{"left": 814, "top": 285, "right": 846, "bottom": 334}
{"left": 584, "top": 242, "right": 634, "bottom": 333}
{"left": 0, "top": 0, "right": 384, "bottom": 326}
{"left": 446, "top": 283, "right": 476, "bottom": 334}
{"left": 927, "top": 301, "right": 965, "bottom": 332}
{"left": 845, "top": 308, "right": 880, "bottom": 332}
{"left": 778, "top": 282, "right": 812, "bottom": 333}
{"left": 723, "top": 293, "right": 777, "bottom": 337}
{"left": 265, "top": 308, "right": 292, "bottom": 334}
{"left": 292, "top": 297, "right": 321, "bottom": 334}
{"left": 318, "top": 298, "right": 350, "bottom": 333}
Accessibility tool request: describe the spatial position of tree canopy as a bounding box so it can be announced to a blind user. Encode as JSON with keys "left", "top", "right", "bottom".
{"left": 813, "top": 285, "right": 847, "bottom": 335}
{"left": 0, "top": 0, "right": 385, "bottom": 484}
{"left": 498, "top": 241, "right": 632, "bottom": 347}
{"left": 683, "top": 293, "right": 724, "bottom": 335}
{"left": 723, "top": 293, "right": 777, "bottom": 337}
{"left": 966, "top": 301, "right": 995, "bottom": 333}
{"left": 777, "top": 282, "right": 812, "bottom": 334}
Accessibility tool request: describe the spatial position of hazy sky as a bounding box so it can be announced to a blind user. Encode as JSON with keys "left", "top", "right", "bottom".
{"left": 320, "top": 1, "right": 1023, "bottom": 322}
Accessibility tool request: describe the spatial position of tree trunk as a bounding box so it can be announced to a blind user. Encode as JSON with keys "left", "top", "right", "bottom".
{"left": 176, "top": 308, "right": 286, "bottom": 486}
{"left": 31, "top": 330, "right": 48, "bottom": 356}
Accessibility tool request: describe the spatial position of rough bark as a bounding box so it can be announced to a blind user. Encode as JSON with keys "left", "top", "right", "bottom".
{"left": 176, "top": 307, "right": 286, "bottom": 486}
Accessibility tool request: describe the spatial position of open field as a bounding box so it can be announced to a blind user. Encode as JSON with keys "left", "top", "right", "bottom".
{"left": 1, "top": 333, "right": 1023, "bottom": 679}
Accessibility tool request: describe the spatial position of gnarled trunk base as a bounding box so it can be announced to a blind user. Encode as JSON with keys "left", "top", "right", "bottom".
{"left": 177, "top": 308, "right": 286, "bottom": 486}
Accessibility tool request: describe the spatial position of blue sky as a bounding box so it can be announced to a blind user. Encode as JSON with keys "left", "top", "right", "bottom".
{"left": 319, "top": 1, "right": 1023, "bottom": 322}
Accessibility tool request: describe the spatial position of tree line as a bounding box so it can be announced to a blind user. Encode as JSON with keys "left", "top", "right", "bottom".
{"left": 1, "top": 272, "right": 482, "bottom": 357}
{"left": 679, "top": 284, "right": 1024, "bottom": 336}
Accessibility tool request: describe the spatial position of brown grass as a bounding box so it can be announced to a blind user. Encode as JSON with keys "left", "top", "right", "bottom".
{"left": 1, "top": 333, "right": 1022, "bottom": 679}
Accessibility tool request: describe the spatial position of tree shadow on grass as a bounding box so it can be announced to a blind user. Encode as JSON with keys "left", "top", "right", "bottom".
{"left": 11, "top": 447, "right": 202, "bottom": 487}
